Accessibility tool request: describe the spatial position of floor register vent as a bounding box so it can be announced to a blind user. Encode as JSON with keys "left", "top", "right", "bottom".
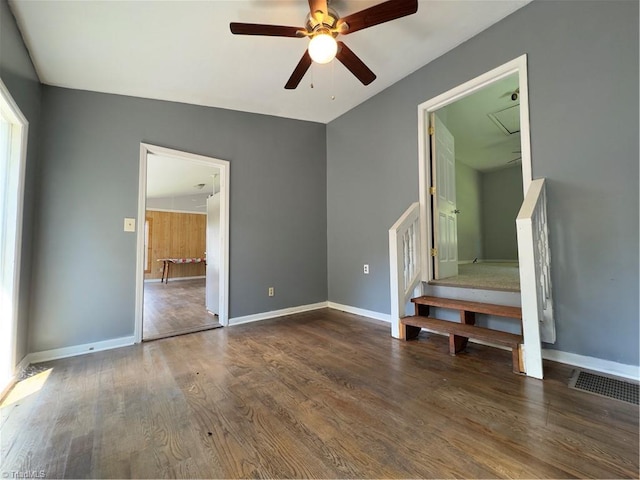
{"left": 568, "top": 370, "right": 638, "bottom": 405}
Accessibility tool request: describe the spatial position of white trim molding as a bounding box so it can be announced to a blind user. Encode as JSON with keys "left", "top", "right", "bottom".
{"left": 229, "top": 302, "right": 328, "bottom": 326}
{"left": 9, "top": 310, "right": 637, "bottom": 385}
{"left": 327, "top": 302, "right": 391, "bottom": 323}
{"left": 417, "top": 54, "right": 532, "bottom": 284}
{"left": 135, "top": 144, "right": 231, "bottom": 342}
{"left": 542, "top": 349, "right": 639, "bottom": 381}
{"left": 27, "top": 336, "right": 136, "bottom": 364}
{"left": 0, "top": 79, "right": 29, "bottom": 397}
{"left": 418, "top": 330, "right": 638, "bottom": 381}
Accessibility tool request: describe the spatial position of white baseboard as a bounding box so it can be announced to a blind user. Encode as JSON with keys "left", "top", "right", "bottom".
{"left": 542, "top": 349, "right": 639, "bottom": 381}
{"left": 327, "top": 305, "right": 639, "bottom": 381}
{"left": 15, "top": 308, "right": 638, "bottom": 383}
{"left": 327, "top": 302, "right": 391, "bottom": 323}
{"left": 416, "top": 329, "right": 638, "bottom": 380}
{"left": 15, "top": 353, "right": 30, "bottom": 373}
{"left": 229, "top": 302, "right": 328, "bottom": 326}
{"left": 27, "top": 335, "right": 136, "bottom": 364}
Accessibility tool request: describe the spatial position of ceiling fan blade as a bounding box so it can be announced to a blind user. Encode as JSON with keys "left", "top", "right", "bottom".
{"left": 285, "top": 50, "right": 312, "bottom": 89}
{"left": 335, "top": 42, "right": 376, "bottom": 85}
{"left": 340, "top": 0, "right": 418, "bottom": 35}
{"left": 308, "top": 0, "right": 328, "bottom": 20}
{"left": 230, "top": 23, "right": 303, "bottom": 37}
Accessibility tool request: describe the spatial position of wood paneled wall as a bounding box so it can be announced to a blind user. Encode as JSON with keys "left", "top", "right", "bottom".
{"left": 145, "top": 210, "right": 206, "bottom": 280}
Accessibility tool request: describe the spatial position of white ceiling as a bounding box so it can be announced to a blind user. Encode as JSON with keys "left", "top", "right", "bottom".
{"left": 146, "top": 154, "right": 218, "bottom": 199}
{"left": 437, "top": 73, "right": 521, "bottom": 172}
{"left": 9, "top": 0, "right": 531, "bottom": 124}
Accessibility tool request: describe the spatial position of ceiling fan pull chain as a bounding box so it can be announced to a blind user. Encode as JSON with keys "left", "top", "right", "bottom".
{"left": 310, "top": 62, "right": 315, "bottom": 89}
{"left": 332, "top": 58, "right": 336, "bottom": 99}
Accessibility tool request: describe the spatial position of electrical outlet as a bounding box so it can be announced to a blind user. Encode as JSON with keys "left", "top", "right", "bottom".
{"left": 268, "top": 287, "right": 274, "bottom": 297}
{"left": 363, "top": 264, "right": 369, "bottom": 274}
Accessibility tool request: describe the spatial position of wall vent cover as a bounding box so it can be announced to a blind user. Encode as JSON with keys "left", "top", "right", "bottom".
{"left": 568, "top": 369, "right": 638, "bottom": 405}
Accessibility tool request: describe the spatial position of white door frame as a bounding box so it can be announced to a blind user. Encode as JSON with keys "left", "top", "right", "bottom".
{"left": 0, "top": 79, "right": 29, "bottom": 395}
{"left": 417, "top": 54, "right": 532, "bottom": 282}
{"left": 134, "top": 143, "right": 230, "bottom": 342}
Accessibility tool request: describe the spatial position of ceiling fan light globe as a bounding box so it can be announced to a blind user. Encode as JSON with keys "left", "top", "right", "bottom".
{"left": 308, "top": 33, "right": 337, "bottom": 64}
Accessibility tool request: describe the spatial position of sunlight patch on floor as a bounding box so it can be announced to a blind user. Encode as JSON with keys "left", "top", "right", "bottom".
{"left": 1, "top": 368, "right": 52, "bottom": 408}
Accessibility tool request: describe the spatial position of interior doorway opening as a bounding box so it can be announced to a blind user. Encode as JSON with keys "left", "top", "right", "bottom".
{"left": 418, "top": 57, "right": 532, "bottom": 292}
{"left": 428, "top": 72, "right": 523, "bottom": 291}
{"left": 409, "top": 55, "right": 549, "bottom": 378}
{"left": 134, "top": 144, "right": 230, "bottom": 343}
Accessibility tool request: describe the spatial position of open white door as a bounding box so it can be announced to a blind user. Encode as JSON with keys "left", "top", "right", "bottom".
{"left": 205, "top": 193, "right": 220, "bottom": 315}
{"left": 431, "top": 113, "right": 458, "bottom": 279}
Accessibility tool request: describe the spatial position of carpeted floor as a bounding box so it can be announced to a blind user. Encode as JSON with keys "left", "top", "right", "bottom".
{"left": 430, "top": 262, "right": 520, "bottom": 291}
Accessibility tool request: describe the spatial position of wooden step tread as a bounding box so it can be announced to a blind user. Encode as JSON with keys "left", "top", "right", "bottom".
{"left": 411, "top": 296, "right": 522, "bottom": 319}
{"left": 401, "top": 316, "right": 523, "bottom": 346}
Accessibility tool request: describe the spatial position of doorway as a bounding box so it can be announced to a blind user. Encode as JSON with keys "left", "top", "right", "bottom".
{"left": 134, "top": 144, "right": 230, "bottom": 343}
{"left": 418, "top": 56, "right": 532, "bottom": 288}
{"left": 417, "top": 55, "right": 548, "bottom": 379}
{"left": 429, "top": 73, "right": 523, "bottom": 291}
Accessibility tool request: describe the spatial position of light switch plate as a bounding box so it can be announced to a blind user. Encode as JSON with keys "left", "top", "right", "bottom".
{"left": 124, "top": 218, "right": 136, "bottom": 232}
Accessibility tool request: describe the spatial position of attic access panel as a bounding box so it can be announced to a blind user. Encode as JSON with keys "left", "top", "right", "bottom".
{"left": 488, "top": 104, "right": 520, "bottom": 135}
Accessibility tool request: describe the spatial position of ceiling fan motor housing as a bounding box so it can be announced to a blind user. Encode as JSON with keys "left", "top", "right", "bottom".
{"left": 306, "top": 7, "right": 341, "bottom": 37}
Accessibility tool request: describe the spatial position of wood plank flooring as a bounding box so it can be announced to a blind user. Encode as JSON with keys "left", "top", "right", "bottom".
{"left": 143, "top": 278, "right": 221, "bottom": 340}
{"left": 1, "top": 309, "right": 638, "bottom": 478}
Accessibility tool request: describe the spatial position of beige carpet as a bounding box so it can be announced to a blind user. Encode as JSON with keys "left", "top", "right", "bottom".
{"left": 431, "top": 262, "right": 520, "bottom": 291}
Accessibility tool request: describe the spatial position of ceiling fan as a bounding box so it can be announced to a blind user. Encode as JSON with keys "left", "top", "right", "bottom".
{"left": 507, "top": 150, "right": 522, "bottom": 164}
{"left": 230, "top": 0, "right": 418, "bottom": 89}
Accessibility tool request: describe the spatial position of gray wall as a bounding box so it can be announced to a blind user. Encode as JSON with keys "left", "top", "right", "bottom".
{"left": 30, "top": 87, "right": 327, "bottom": 352}
{"left": 0, "top": 0, "right": 41, "bottom": 366}
{"left": 455, "top": 161, "right": 483, "bottom": 262}
{"left": 327, "top": 0, "right": 639, "bottom": 365}
{"left": 481, "top": 165, "right": 523, "bottom": 261}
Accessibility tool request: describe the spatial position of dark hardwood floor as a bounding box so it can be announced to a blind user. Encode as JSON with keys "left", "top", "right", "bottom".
{"left": 1, "top": 309, "right": 638, "bottom": 478}
{"left": 143, "top": 278, "right": 221, "bottom": 340}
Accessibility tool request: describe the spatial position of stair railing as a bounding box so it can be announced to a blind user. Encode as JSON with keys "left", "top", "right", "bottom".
{"left": 389, "top": 202, "right": 422, "bottom": 339}
{"left": 517, "top": 177, "right": 554, "bottom": 379}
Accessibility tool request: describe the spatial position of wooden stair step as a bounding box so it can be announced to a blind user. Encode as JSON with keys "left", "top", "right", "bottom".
{"left": 411, "top": 295, "right": 522, "bottom": 319}
{"left": 401, "top": 316, "right": 524, "bottom": 374}
{"left": 401, "top": 316, "right": 523, "bottom": 347}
